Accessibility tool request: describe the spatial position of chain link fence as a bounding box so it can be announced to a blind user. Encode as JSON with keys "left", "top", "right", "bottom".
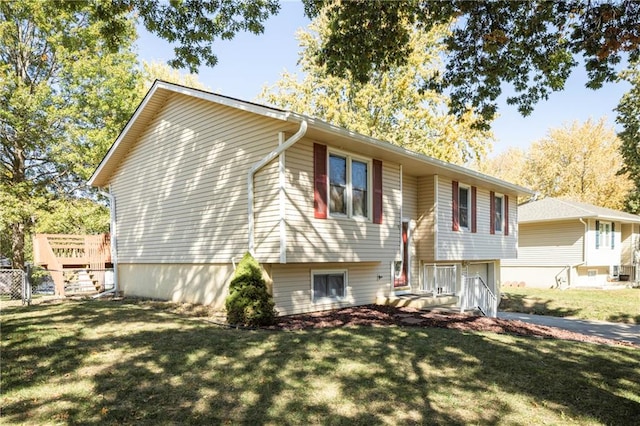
{"left": 0, "top": 268, "right": 30, "bottom": 305}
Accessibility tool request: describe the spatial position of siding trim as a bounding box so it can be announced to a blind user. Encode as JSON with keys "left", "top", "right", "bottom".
{"left": 279, "top": 132, "right": 287, "bottom": 263}
{"left": 452, "top": 180, "right": 459, "bottom": 231}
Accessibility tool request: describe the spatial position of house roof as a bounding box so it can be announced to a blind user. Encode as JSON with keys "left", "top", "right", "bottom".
{"left": 518, "top": 197, "right": 640, "bottom": 224}
{"left": 89, "top": 80, "right": 534, "bottom": 197}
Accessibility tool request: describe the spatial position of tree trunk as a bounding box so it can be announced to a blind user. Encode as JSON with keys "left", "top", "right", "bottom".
{"left": 10, "top": 221, "right": 25, "bottom": 270}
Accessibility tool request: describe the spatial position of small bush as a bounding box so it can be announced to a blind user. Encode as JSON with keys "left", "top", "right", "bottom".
{"left": 225, "top": 252, "right": 276, "bottom": 326}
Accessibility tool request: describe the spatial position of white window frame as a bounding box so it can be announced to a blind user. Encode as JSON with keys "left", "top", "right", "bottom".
{"left": 311, "top": 269, "right": 348, "bottom": 302}
{"left": 599, "top": 221, "right": 611, "bottom": 249}
{"left": 328, "top": 149, "right": 372, "bottom": 221}
{"left": 458, "top": 184, "right": 471, "bottom": 231}
{"left": 494, "top": 193, "right": 504, "bottom": 234}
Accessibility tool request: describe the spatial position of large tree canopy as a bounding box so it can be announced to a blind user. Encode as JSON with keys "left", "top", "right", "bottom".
{"left": 0, "top": 1, "right": 141, "bottom": 268}
{"left": 479, "top": 119, "right": 631, "bottom": 210}
{"left": 616, "top": 58, "right": 640, "bottom": 213}
{"left": 302, "top": 0, "right": 640, "bottom": 127}
{"left": 260, "top": 15, "right": 492, "bottom": 164}
{"left": 68, "top": 0, "right": 280, "bottom": 72}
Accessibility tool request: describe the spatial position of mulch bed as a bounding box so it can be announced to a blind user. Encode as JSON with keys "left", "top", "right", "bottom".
{"left": 269, "top": 304, "right": 638, "bottom": 348}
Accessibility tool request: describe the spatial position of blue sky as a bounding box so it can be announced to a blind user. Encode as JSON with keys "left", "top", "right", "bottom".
{"left": 134, "top": 1, "right": 630, "bottom": 157}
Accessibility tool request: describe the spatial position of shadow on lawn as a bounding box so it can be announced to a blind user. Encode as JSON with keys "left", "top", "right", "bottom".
{"left": 2, "top": 300, "right": 639, "bottom": 424}
{"left": 499, "top": 293, "right": 582, "bottom": 317}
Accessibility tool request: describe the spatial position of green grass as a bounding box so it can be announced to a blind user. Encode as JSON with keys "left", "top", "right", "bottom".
{"left": 1, "top": 299, "right": 639, "bottom": 425}
{"left": 500, "top": 287, "right": 640, "bottom": 324}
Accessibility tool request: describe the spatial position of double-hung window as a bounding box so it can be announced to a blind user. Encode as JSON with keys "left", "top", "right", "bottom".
{"left": 596, "top": 220, "right": 614, "bottom": 249}
{"left": 494, "top": 194, "right": 504, "bottom": 233}
{"left": 311, "top": 270, "right": 347, "bottom": 302}
{"left": 329, "top": 152, "right": 370, "bottom": 219}
{"left": 458, "top": 185, "right": 470, "bottom": 230}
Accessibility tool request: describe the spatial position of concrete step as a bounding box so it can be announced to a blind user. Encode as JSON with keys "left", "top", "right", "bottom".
{"left": 376, "top": 294, "right": 458, "bottom": 310}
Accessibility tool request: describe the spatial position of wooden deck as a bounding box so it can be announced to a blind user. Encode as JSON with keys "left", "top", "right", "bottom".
{"left": 32, "top": 234, "right": 111, "bottom": 296}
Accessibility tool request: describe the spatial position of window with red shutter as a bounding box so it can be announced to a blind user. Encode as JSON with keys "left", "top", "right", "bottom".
{"left": 471, "top": 186, "right": 477, "bottom": 233}
{"left": 490, "top": 191, "right": 496, "bottom": 234}
{"left": 452, "top": 181, "right": 459, "bottom": 231}
{"left": 313, "top": 143, "right": 327, "bottom": 219}
{"left": 504, "top": 195, "right": 509, "bottom": 236}
{"left": 373, "top": 159, "right": 383, "bottom": 224}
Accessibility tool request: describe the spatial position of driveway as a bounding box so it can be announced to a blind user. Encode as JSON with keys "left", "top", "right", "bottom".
{"left": 498, "top": 312, "right": 640, "bottom": 346}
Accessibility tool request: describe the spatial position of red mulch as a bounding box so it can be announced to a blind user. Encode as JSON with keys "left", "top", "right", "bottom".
{"left": 269, "top": 304, "right": 637, "bottom": 348}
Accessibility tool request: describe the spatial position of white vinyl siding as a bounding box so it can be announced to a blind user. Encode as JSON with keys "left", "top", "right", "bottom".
{"left": 436, "top": 177, "right": 517, "bottom": 260}
{"left": 416, "top": 175, "right": 436, "bottom": 261}
{"left": 501, "top": 221, "right": 584, "bottom": 266}
{"left": 110, "top": 94, "right": 285, "bottom": 264}
{"left": 272, "top": 262, "right": 390, "bottom": 315}
{"left": 253, "top": 157, "right": 281, "bottom": 262}
{"left": 402, "top": 173, "right": 419, "bottom": 287}
{"left": 585, "top": 219, "right": 622, "bottom": 266}
{"left": 284, "top": 138, "right": 401, "bottom": 263}
{"left": 620, "top": 223, "right": 638, "bottom": 265}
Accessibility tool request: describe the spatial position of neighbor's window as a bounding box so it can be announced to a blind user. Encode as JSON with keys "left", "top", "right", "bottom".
{"left": 598, "top": 221, "right": 612, "bottom": 248}
{"left": 329, "top": 152, "right": 370, "bottom": 219}
{"left": 494, "top": 194, "right": 504, "bottom": 233}
{"left": 312, "top": 270, "right": 347, "bottom": 301}
{"left": 458, "top": 185, "right": 470, "bottom": 229}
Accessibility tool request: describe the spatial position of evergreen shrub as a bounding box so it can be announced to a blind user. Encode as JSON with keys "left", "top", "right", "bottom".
{"left": 225, "top": 252, "right": 276, "bottom": 326}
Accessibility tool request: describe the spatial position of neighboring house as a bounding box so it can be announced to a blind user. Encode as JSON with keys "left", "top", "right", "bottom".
{"left": 89, "top": 81, "right": 532, "bottom": 317}
{"left": 502, "top": 197, "right": 640, "bottom": 288}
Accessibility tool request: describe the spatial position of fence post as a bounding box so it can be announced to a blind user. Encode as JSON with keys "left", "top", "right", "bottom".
{"left": 23, "top": 264, "right": 32, "bottom": 305}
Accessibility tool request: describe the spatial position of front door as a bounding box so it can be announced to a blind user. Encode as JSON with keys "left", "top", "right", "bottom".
{"left": 394, "top": 222, "right": 410, "bottom": 288}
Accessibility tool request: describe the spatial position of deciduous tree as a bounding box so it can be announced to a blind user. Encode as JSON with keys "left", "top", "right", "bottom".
{"left": 0, "top": 1, "right": 141, "bottom": 268}
{"left": 474, "top": 147, "right": 527, "bottom": 187}
{"left": 302, "top": 0, "right": 640, "bottom": 127}
{"left": 522, "top": 119, "right": 631, "bottom": 209}
{"left": 617, "top": 59, "right": 640, "bottom": 213}
{"left": 260, "top": 15, "right": 492, "bottom": 164}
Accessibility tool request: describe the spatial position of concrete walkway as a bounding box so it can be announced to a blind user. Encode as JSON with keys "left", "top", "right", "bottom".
{"left": 497, "top": 312, "right": 640, "bottom": 346}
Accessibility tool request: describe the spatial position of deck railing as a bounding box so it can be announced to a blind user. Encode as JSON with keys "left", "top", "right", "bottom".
{"left": 421, "top": 265, "right": 457, "bottom": 296}
{"left": 32, "top": 234, "right": 111, "bottom": 296}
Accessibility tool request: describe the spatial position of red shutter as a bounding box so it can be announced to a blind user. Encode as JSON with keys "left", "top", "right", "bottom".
{"left": 373, "top": 159, "right": 383, "bottom": 224}
{"left": 490, "top": 191, "right": 496, "bottom": 234}
{"left": 504, "top": 195, "right": 509, "bottom": 236}
{"left": 452, "top": 181, "right": 459, "bottom": 231}
{"left": 313, "top": 143, "right": 327, "bottom": 219}
{"left": 471, "top": 186, "right": 477, "bottom": 233}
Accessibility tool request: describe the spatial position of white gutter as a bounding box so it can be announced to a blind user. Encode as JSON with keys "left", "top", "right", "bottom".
{"left": 94, "top": 187, "right": 118, "bottom": 298}
{"left": 247, "top": 120, "right": 308, "bottom": 255}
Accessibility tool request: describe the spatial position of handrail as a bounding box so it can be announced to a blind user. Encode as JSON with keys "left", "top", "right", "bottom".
{"left": 554, "top": 265, "right": 570, "bottom": 288}
{"left": 461, "top": 274, "right": 498, "bottom": 317}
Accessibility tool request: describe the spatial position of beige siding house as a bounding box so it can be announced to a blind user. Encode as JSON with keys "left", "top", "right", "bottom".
{"left": 89, "top": 81, "right": 532, "bottom": 317}
{"left": 502, "top": 197, "right": 640, "bottom": 288}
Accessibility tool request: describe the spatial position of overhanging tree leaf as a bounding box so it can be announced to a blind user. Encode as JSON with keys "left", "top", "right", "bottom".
{"left": 303, "top": 1, "right": 640, "bottom": 127}
{"left": 260, "top": 14, "right": 493, "bottom": 164}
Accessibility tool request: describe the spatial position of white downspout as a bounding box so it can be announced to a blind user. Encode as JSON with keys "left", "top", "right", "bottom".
{"left": 578, "top": 217, "right": 589, "bottom": 288}
{"left": 248, "top": 120, "right": 308, "bottom": 256}
{"left": 94, "top": 187, "right": 118, "bottom": 298}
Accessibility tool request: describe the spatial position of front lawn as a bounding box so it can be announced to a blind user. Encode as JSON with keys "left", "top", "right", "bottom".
{"left": 500, "top": 287, "right": 640, "bottom": 324}
{"left": 2, "top": 299, "right": 639, "bottom": 425}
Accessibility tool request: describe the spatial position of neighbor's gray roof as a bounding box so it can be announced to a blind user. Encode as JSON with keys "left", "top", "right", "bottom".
{"left": 518, "top": 197, "right": 640, "bottom": 223}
